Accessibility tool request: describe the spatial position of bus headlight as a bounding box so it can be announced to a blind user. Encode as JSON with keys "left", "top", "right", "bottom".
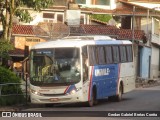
{"left": 70, "top": 89, "right": 76, "bottom": 94}
{"left": 30, "top": 89, "right": 42, "bottom": 96}
{"left": 69, "top": 87, "right": 81, "bottom": 95}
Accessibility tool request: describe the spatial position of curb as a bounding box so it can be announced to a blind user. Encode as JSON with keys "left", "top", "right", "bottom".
{"left": 0, "top": 104, "right": 26, "bottom": 112}
{"left": 136, "top": 79, "right": 160, "bottom": 88}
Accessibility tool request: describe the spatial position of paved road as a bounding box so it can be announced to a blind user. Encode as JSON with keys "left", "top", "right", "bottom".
{"left": 1, "top": 86, "right": 160, "bottom": 120}
{"left": 24, "top": 86, "right": 160, "bottom": 111}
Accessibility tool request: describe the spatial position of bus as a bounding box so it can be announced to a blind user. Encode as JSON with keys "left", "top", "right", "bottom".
{"left": 29, "top": 36, "right": 135, "bottom": 106}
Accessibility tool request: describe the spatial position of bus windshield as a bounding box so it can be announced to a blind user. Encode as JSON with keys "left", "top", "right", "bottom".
{"left": 30, "top": 48, "right": 80, "bottom": 86}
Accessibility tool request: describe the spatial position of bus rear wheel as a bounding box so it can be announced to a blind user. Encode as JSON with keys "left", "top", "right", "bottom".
{"left": 115, "top": 84, "right": 123, "bottom": 102}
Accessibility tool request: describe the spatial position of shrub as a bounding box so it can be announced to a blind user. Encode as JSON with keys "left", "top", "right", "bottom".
{"left": 91, "top": 14, "right": 112, "bottom": 23}
{"left": 0, "top": 66, "right": 25, "bottom": 106}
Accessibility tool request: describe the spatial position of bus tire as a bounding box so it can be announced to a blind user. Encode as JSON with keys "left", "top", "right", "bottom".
{"left": 88, "top": 88, "right": 97, "bottom": 107}
{"left": 108, "top": 96, "right": 115, "bottom": 101}
{"left": 115, "top": 83, "right": 123, "bottom": 102}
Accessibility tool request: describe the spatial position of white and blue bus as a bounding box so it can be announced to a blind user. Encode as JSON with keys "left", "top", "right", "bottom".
{"left": 29, "top": 36, "right": 135, "bottom": 106}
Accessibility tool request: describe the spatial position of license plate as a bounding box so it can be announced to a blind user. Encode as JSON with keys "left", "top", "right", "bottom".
{"left": 50, "top": 98, "right": 59, "bottom": 102}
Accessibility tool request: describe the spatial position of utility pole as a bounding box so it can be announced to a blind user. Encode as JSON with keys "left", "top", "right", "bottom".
{"left": 147, "top": 9, "right": 150, "bottom": 46}
{"left": 132, "top": 6, "right": 135, "bottom": 47}
{"left": 132, "top": 6, "right": 138, "bottom": 81}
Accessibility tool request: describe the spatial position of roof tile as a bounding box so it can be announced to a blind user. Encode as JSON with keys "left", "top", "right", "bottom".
{"left": 12, "top": 24, "right": 146, "bottom": 41}
{"left": 11, "top": 24, "right": 146, "bottom": 56}
{"left": 12, "top": 25, "right": 34, "bottom": 35}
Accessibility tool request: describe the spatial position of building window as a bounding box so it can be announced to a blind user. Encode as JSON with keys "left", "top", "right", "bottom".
{"left": 57, "top": 14, "right": 63, "bottom": 23}
{"left": 54, "top": 0, "right": 66, "bottom": 6}
{"left": 75, "top": 0, "right": 86, "bottom": 4}
{"left": 43, "top": 13, "right": 55, "bottom": 19}
{"left": 43, "top": 13, "right": 55, "bottom": 23}
{"left": 26, "top": 38, "right": 40, "bottom": 42}
{"left": 91, "top": 0, "right": 110, "bottom": 5}
{"left": 80, "top": 15, "right": 84, "bottom": 24}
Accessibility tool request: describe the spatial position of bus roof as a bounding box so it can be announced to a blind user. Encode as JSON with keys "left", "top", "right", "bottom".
{"left": 31, "top": 36, "right": 132, "bottom": 49}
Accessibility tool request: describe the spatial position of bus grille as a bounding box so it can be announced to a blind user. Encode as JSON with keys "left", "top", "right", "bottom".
{"left": 41, "top": 93, "right": 66, "bottom": 96}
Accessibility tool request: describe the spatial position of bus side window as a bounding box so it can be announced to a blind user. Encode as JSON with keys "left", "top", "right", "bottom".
{"left": 119, "top": 46, "right": 127, "bottom": 63}
{"left": 105, "top": 46, "right": 113, "bottom": 64}
{"left": 88, "top": 46, "right": 97, "bottom": 65}
{"left": 112, "top": 46, "right": 120, "bottom": 63}
{"left": 126, "top": 45, "right": 133, "bottom": 62}
{"left": 97, "top": 46, "right": 105, "bottom": 65}
{"left": 82, "top": 46, "right": 88, "bottom": 81}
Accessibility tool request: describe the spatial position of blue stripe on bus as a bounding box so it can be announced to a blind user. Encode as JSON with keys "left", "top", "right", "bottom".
{"left": 65, "top": 85, "right": 76, "bottom": 94}
{"left": 90, "top": 64, "right": 119, "bottom": 99}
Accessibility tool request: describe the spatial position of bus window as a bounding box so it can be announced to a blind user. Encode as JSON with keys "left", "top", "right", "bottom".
{"left": 97, "top": 46, "right": 105, "bottom": 65}
{"left": 82, "top": 46, "right": 88, "bottom": 81}
{"left": 88, "top": 46, "right": 97, "bottom": 65}
{"left": 105, "top": 46, "right": 113, "bottom": 64}
{"left": 126, "top": 46, "right": 133, "bottom": 62}
{"left": 30, "top": 48, "right": 81, "bottom": 86}
{"left": 119, "top": 46, "right": 127, "bottom": 62}
{"left": 112, "top": 46, "right": 120, "bottom": 63}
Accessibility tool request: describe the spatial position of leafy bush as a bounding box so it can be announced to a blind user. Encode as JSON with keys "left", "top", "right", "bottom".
{"left": 0, "top": 40, "right": 13, "bottom": 61}
{"left": 0, "top": 66, "right": 25, "bottom": 106}
{"left": 91, "top": 14, "right": 112, "bottom": 23}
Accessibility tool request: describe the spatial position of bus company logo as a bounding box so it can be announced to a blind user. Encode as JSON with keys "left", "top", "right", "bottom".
{"left": 95, "top": 68, "right": 110, "bottom": 77}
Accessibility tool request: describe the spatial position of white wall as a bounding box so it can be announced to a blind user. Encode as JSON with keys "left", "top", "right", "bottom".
{"left": 29, "top": 11, "right": 43, "bottom": 25}
{"left": 151, "top": 17, "right": 160, "bottom": 45}
{"left": 19, "top": 10, "right": 43, "bottom": 25}
{"left": 141, "top": 17, "right": 152, "bottom": 46}
{"left": 150, "top": 17, "right": 160, "bottom": 78}
{"left": 151, "top": 46, "right": 160, "bottom": 79}
{"left": 80, "top": 0, "right": 116, "bottom": 10}
{"left": 141, "top": 17, "right": 152, "bottom": 35}
{"left": 141, "top": 17, "right": 160, "bottom": 79}
{"left": 110, "top": 0, "right": 116, "bottom": 9}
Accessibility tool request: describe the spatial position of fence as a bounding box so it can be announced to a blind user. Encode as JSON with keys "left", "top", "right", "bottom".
{"left": 0, "top": 82, "right": 29, "bottom": 106}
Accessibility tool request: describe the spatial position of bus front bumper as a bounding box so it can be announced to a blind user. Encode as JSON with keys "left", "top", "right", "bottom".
{"left": 30, "top": 92, "right": 84, "bottom": 104}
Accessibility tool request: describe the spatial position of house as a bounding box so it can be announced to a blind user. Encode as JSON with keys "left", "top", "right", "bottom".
{"left": 116, "top": 0, "right": 160, "bottom": 79}
{"left": 17, "top": 0, "right": 118, "bottom": 26}
{"left": 10, "top": 25, "right": 47, "bottom": 78}
{"left": 75, "top": 0, "right": 116, "bottom": 10}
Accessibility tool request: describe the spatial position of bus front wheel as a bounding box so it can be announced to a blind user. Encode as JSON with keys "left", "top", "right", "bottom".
{"left": 88, "top": 89, "right": 97, "bottom": 107}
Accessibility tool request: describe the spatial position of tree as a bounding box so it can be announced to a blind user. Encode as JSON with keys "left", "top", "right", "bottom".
{"left": 0, "top": 0, "right": 55, "bottom": 42}
{"left": 0, "top": 0, "right": 54, "bottom": 66}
